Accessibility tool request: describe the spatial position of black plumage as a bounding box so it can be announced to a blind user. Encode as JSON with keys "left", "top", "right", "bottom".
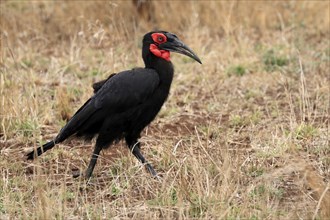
{"left": 26, "top": 31, "right": 201, "bottom": 179}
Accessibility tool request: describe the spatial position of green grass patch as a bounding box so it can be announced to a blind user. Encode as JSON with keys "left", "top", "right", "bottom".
{"left": 294, "top": 123, "right": 318, "bottom": 140}
{"left": 16, "top": 119, "right": 39, "bottom": 138}
{"left": 21, "top": 59, "right": 33, "bottom": 68}
{"left": 229, "top": 115, "right": 247, "bottom": 127}
{"left": 229, "top": 111, "right": 262, "bottom": 128}
{"left": 248, "top": 166, "right": 264, "bottom": 178}
{"left": 188, "top": 195, "right": 207, "bottom": 218}
{"left": 147, "top": 188, "right": 179, "bottom": 207}
{"left": 90, "top": 69, "right": 102, "bottom": 76}
{"left": 227, "top": 65, "right": 247, "bottom": 77}
{"left": 263, "top": 49, "right": 289, "bottom": 72}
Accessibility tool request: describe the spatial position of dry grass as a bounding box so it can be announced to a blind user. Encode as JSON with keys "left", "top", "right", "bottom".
{"left": 1, "top": 1, "right": 329, "bottom": 219}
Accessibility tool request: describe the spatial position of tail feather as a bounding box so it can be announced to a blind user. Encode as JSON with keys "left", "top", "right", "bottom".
{"left": 26, "top": 140, "right": 56, "bottom": 160}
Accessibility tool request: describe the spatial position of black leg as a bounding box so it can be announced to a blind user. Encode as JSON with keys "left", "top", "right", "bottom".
{"left": 73, "top": 144, "right": 102, "bottom": 179}
{"left": 85, "top": 144, "right": 103, "bottom": 179}
{"left": 132, "top": 143, "right": 158, "bottom": 177}
{"left": 125, "top": 137, "right": 158, "bottom": 177}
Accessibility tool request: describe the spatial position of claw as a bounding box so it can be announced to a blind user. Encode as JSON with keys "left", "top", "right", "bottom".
{"left": 72, "top": 170, "right": 82, "bottom": 178}
{"left": 145, "top": 163, "right": 161, "bottom": 181}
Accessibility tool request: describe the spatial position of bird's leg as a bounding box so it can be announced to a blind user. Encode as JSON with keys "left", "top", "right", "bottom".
{"left": 126, "top": 137, "right": 158, "bottom": 177}
{"left": 84, "top": 144, "right": 103, "bottom": 179}
{"left": 131, "top": 142, "right": 158, "bottom": 177}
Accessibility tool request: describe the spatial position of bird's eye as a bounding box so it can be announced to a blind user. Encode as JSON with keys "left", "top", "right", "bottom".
{"left": 151, "top": 33, "right": 167, "bottom": 44}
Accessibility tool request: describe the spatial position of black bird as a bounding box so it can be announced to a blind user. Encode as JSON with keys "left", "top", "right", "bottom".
{"left": 26, "top": 31, "right": 202, "bottom": 179}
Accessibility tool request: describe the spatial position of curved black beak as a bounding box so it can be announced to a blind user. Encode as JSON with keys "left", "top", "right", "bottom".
{"left": 159, "top": 38, "right": 202, "bottom": 64}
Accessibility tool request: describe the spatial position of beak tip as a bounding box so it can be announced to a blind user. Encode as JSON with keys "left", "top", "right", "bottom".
{"left": 195, "top": 58, "right": 202, "bottom": 64}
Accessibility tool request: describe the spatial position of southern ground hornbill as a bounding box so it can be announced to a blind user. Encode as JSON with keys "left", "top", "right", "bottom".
{"left": 26, "top": 31, "right": 202, "bottom": 179}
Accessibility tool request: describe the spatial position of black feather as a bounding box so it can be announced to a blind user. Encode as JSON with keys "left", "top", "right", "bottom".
{"left": 92, "top": 73, "right": 116, "bottom": 93}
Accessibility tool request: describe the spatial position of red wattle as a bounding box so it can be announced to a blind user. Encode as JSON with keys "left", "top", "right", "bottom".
{"left": 149, "top": 44, "right": 171, "bottom": 62}
{"left": 161, "top": 51, "right": 170, "bottom": 61}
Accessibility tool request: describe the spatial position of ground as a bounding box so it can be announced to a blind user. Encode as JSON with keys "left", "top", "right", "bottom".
{"left": 0, "top": 1, "right": 329, "bottom": 219}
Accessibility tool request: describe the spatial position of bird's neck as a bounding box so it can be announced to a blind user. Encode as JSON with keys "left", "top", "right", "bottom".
{"left": 144, "top": 56, "right": 174, "bottom": 87}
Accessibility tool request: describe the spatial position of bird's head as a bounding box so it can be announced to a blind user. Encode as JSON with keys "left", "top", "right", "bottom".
{"left": 142, "top": 31, "right": 202, "bottom": 66}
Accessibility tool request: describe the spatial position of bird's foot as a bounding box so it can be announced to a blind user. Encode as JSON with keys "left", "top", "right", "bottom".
{"left": 145, "top": 163, "right": 161, "bottom": 181}
{"left": 153, "top": 174, "right": 162, "bottom": 182}
{"left": 72, "top": 170, "right": 82, "bottom": 178}
{"left": 72, "top": 170, "right": 94, "bottom": 185}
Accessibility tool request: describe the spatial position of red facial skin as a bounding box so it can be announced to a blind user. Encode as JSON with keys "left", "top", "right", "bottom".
{"left": 149, "top": 33, "right": 170, "bottom": 61}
